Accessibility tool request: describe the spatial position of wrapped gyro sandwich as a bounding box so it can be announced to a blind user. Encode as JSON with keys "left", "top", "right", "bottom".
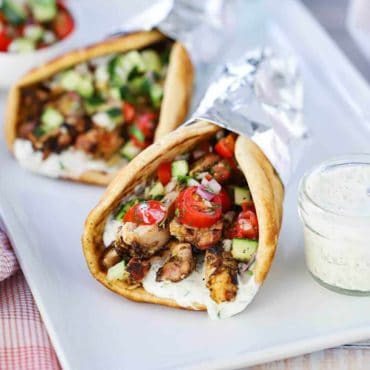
{"left": 82, "top": 50, "right": 307, "bottom": 319}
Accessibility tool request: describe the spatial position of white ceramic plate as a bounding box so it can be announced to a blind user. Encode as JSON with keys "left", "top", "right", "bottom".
{"left": 1, "top": 1, "right": 370, "bottom": 369}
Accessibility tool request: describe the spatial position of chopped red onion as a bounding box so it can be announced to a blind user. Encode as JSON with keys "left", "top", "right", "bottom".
{"left": 196, "top": 185, "right": 215, "bottom": 201}
{"left": 207, "top": 179, "right": 221, "bottom": 194}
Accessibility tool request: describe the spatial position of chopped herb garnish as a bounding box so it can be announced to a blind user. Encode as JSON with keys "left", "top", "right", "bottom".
{"left": 175, "top": 208, "right": 180, "bottom": 217}
{"left": 246, "top": 270, "right": 253, "bottom": 276}
{"left": 177, "top": 175, "right": 192, "bottom": 184}
{"left": 106, "top": 107, "right": 122, "bottom": 118}
{"left": 33, "top": 126, "right": 45, "bottom": 137}
{"left": 114, "top": 198, "right": 141, "bottom": 220}
{"left": 129, "top": 125, "right": 145, "bottom": 143}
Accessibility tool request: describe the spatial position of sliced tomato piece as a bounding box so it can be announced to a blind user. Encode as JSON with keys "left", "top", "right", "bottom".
{"left": 157, "top": 161, "right": 172, "bottom": 185}
{"left": 219, "top": 188, "right": 231, "bottom": 212}
{"left": 123, "top": 200, "right": 166, "bottom": 225}
{"left": 122, "top": 102, "right": 135, "bottom": 123}
{"left": 136, "top": 112, "right": 157, "bottom": 139}
{"left": 211, "top": 160, "right": 231, "bottom": 183}
{"left": 52, "top": 7, "right": 74, "bottom": 39}
{"left": 0, "top": 29, "right": 12, "bottom": 52}
{"left": 175, "top": 186, "right": 222, "bottom": 228}
{"left": 230, "top": 208, "right": 259, "bottom": 240}
{"left": 215, "top": 134, "right": 235, "bottom": 158}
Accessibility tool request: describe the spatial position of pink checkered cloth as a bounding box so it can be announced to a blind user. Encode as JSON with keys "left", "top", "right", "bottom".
{"left": 0, "top": 229, "right": 60, "bottom": 370}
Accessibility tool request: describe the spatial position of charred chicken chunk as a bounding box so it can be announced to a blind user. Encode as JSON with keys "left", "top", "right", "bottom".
{"left": 126, "top": 257, "right": 151, "bottom": 283}
{"left": 156, "top": 242, "right": 195, "bottom": 282}
{"left": 100, "top": 246, "right": 123, "bottom": 270}
{"left": 189, "top": 153, "right": 220, "bottom": 176}
{"left": 205, "top": 246, "right": 238, "bottom": 303}
{"left": 169, "top": 219, "right": 223, "bottom": 250}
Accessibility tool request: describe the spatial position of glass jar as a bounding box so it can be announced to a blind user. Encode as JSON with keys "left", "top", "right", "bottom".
{"left": 298, "top": 155, "right": 370, "bottom": 295}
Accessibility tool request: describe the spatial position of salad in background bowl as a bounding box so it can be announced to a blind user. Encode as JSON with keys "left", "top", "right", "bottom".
{"left": 0, "top": 0, "right": 77, "bottom": 87}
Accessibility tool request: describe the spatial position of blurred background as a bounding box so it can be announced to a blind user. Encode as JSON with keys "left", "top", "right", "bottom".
{"left": 303, "top": 0, "right": 370, "bottom": 81}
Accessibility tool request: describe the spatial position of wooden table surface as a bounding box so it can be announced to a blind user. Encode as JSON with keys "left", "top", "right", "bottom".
{"left": 246, "top": 1, "right": 370, "bottom": 369}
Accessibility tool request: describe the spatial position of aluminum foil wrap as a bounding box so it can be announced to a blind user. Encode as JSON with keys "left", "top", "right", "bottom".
{"left": 110, "top": 0, "right": 232, "bottom": 63}
{"left": 188, "top": 49, "right": 308, "bottom": 185}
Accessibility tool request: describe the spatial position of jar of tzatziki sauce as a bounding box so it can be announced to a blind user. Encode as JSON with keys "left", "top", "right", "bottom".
{"left": 298, "top": 155, "right": 370, "bottom": 295}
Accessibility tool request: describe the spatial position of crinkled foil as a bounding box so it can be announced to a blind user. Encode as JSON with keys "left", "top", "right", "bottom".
{"left": 109, "top": 0, "right": 232, "bottom": 62}
{"left": 187, "top": 48, "right": 308, "bottom": 185}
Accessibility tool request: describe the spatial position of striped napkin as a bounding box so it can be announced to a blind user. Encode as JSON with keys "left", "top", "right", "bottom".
{"left": 0, "top": 228, "right": 60, "bottom": 370}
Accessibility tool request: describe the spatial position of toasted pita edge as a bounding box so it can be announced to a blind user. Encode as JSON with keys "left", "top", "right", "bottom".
{"left": 235, "top": 136, "right": 284, "bottom": 284}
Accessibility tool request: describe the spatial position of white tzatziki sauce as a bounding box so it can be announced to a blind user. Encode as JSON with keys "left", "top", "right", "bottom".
{"left": 300, "top": 159, "right": 370, "bottom": 293}
{"left": 14, "top": 139, "right": 127, "bottom": 178}
{"left": 103, "top": 218, "right": 260, "bottom": 319}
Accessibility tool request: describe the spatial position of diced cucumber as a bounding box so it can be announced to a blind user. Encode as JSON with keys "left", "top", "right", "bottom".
{"left": 129, "top": 76, "right": 149, "bottom": 95}
{"left": 8, "top": 38, "right": 35, "bottom": 53}
{"left": 59, "top": 70, "right": 81, "bottom": 91}
{"left": 107, "top": 261, "right": 127, "bottom": 281}
{"left": 231, "top": 238, "right": 258, "bottom": 262}
{"left": 149, "top": 83, "right": 163, "bottom": 108}
{"left": 95, "top": 64, "right": 109, "bottom": 89}
{"left": 2, "top": 0, "right": 26, "bottom": 25}
{"left": 110, "top": 51, "right": 146, "bottom": 86}
{"left": 120, "top": 140, "right": 141, "bottom": 160}
{"left": 172, "top": 160, "right": 189, "bottom": 178}
{"left": 23, "top": 24, "right": 44, "bottom": 42}
{"left": 109, "top": 87, "right": 121, "bottom": 101}
{"left": 83, "top": 95, "right": 105, "bottom": 114}
{"left": 41, "top": 107, "right": 64, "bottom": 132}
{"left": 148, "top": 182, "right": 165, "bottom": 199}
{"left": 141, "top": 50, "right": 162, "bottom": 72}
{"left": 30, "top": 0, "right": 57, "bottom": 22}
{"left": 234, "top": 186, "right": 252, "bottom": 205}
{"left": 76, "top": 77, "right": 94, "bottom": 98}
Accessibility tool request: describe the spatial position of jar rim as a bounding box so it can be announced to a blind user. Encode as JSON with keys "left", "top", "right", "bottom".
{"left": 299, "top": 153, "right": 370, "bottom": 218}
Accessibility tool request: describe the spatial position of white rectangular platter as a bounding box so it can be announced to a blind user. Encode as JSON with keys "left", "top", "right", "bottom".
{"left": 1, "top": 1, "right": 370, "bottom": 369}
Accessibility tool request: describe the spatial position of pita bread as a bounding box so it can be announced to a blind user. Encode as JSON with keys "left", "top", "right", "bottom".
{"left": 82, "top": 120, "right": 284, "bottom": 311}
{"left": 5, "top": 30, "right": 193, "bottom": 185}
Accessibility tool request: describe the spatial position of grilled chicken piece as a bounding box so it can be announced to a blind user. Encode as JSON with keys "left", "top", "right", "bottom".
{"left": 205, "top": 246, "right": 238, "bottom": 303}
{"left": 169, "top": 219, "right": 223, "bottom": 250}
{"left": 100, "top": 246, "right": 123, "bottom": 270}
{"left": 126, "top": 257, "right": 151, "bottom": 283}
{"left": 189, "top": 153, "right": 220, "bottom": 176}
{"left": 75, "top": 128, "right": 123, "bottom": 159}
{"left": 156, "top": 242, "right": 195, "bottom": 282}
{"left": 53, "top": 92, "right": 83, "bottom": 117}
{"left": 118, "top": 222, "right": 170, "bottom": 258}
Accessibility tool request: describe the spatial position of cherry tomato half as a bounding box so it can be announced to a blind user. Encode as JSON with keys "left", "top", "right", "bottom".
{"left": 0, "top": 29, "right": 12, "bottom": 52}
{"left": 136, "top": 112, "right": 157, "bottom": 139}
{"left": 157, "top": 161, "right": 172, "bottom": 185}
{"left": 122, "top": 102, "right": 135, "bottom": 123}
{"left": 175, "top": 187, "right": 222, "bottom": 228}
{"left": 52, "top": 7, "right": 74, "bottom": 40}
{"left": 123, "top": 200, "right": 166, "bottom": 225}
{"left": 215, "top": 134, "right": 236, "bottom": 158}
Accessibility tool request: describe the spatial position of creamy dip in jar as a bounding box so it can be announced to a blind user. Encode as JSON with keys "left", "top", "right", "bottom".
{"left": 298, "top": 155, "right": 370, "bottom": 295}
